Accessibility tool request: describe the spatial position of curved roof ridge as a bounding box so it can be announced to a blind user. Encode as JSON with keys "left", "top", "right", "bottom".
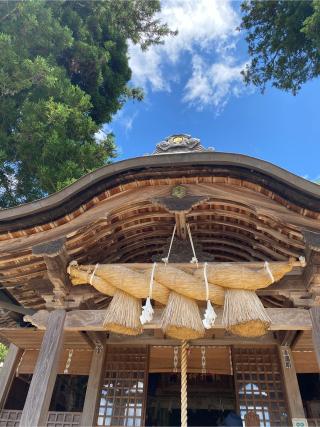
{"left": 0, "top": 151, "right": 319, "bottom": 225}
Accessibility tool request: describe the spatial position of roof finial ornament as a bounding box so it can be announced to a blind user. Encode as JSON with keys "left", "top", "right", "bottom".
{"left": 153, "top": 134, "right": 213, "bottom": 154}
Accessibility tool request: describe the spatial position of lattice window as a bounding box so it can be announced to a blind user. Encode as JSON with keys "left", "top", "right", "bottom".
{"left": 97, "top": 346, "right": 148, "bottom": 427}
{"left": 233, "top": 347, "right": 289, "bottom": 427}
{"left": 47, "top": 412, "right": 82, "bottom": 427}
{"left": 0, "top": 410, "right": 21, "bottom": 427}
{"left": 0, "top": 411, "right": 81, "bottom": 427}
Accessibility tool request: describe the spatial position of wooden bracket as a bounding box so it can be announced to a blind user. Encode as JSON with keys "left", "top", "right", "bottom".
{"left": 32, "top": 237, "right": 71, "bottom": 307}
{"left": 82, "top": 331, "right": 106, "bottom": 352}
{"left": 151, "top": 186, "right": 209, "bottom": 241}
{"left": 276, "top": 330, "right": 298, "bottom": 347}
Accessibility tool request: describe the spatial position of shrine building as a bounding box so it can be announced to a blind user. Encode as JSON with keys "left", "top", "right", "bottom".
{"left": 0, "top": 134, "right": 320, "bottom": 427}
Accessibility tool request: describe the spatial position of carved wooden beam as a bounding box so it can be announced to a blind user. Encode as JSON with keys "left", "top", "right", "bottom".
{"left": 0, "top": 300, "right": 35, "bottom": 316}
{"left": 151, "top": 185, "right": 209, "bottom": 213}
{"left": 106, "top": 333, "right": 278, "bottom": 346}
{"left": 257, "top": 275, "right": 307, "bottom": 296}
{"left": 24, "top": 307, "right": 312, "bottom": 332}
{"left": 151, "top": 186, "right": 210, "bottom": 241}
{"left": 32, "top": 238, "right": 71, "bottom": 307}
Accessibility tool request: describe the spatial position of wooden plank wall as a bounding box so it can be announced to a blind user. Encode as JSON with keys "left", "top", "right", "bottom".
{"left": 0, "top": 329, "right": 94, "bottom": 376}
{"left": 6, "top": 336, "right": 319, "bottom": 375}
{"left": 18, "top": 349, "right": 93, "bottom": 375}
{"left": 0, "top": 329, "right": 91, "bottom": 350}
{"left": 292, "top": 330, "right": 320, "bottom": 373}
{"left": 292, "top": 351, "right": 320, "bottom": 373}
{"left": 14, "top": 344, "right": 231, "bottom": 376}
{"left": 149, "top": 346, "right": 232, "bottom": 374}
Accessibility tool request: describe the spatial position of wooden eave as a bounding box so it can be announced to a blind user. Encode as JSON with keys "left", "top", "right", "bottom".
{"left": 0, "top": 151, "right": 320, "bottom": 316}
{"left": 1, "top": 151, "right": 320, "bottom": 230}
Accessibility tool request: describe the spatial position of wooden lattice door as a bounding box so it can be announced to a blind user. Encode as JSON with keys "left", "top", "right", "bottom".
{"left": 233, "top": 347, "right": 289, "bottom": 427}
{"left": 96, "top": 346, "right": 148, "bottom": 426}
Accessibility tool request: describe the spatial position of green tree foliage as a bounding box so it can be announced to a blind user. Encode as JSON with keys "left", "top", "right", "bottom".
{"left": 240, "top": 0, "right": 320, "bottom": 93}
{"left": 0, "top": 0, "right": 174, "bottom": 207}
{"left": 0, "top": 343, "right": 8, "bottom": 363}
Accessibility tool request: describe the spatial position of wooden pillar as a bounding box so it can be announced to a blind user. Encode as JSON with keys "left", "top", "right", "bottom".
{"left": 19, "top": 310, "right": 66, "bottom": 427}
{"left": 81, "top": 344, "right": 107, "bottom": 427}
{"left": 278, "top": 346, "right": 305, "bottom": 420}
{"left": 310, "top": 306, "right": 320, "bottom": 369}
{"left": 0, "top": 344, "right": 22, "bottom": 409}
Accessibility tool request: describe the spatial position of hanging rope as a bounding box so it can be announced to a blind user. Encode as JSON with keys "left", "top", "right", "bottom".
{"left": 173, "top": 346, "right": 179, "bottom": 373}
{"left": 90, "top": 263, "right": 99, "bottom": 285}
{"left": 16, "top": 350, "right": 25, "bottom": 376}
{"left": 201, "top": 346, "right": 206, "bottom": 376}
{"left": 140, "top": 262, "right": 156, "bottom": 324}
{"left": 264, "top": 261, "right": 274, "bottom": 283}
{"left": 64, "top": 349, "right": 74, "bottom": 374}
{"left": 186, "top": 223, "right": 198, "bottom": 266}
{"left": 181, "top": 340, "right": 189, "bottom": 427}
{"left": 162, "top": 224, "right": 177, "bottom": 264}
{"left": 202, "top": 262, "right": 217, "bottom": 329}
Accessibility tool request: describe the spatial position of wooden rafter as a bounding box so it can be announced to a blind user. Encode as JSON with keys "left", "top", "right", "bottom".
{"left": 0, "top": 173, "right": 318, "bottom": 311}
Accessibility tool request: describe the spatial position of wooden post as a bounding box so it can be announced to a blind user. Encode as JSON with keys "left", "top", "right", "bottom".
{"left": 0, "top": 344, "right": 22, "bottom": 409}
{"left": 310, "top": 306, "right": 320, "bottom": 369}
{"left": 81, "top": 344, "right": 107, "bottom": 426}
{"left": 19, "top": 310, "right": 66, "bottom": 427}
{"left": 278, "top": 346, "right": 305, "bottom": 420}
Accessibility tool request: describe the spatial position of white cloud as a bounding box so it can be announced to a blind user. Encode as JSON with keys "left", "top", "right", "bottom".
{"left": 122, "top": 111, "right": 138, "bottom": 134}
{"left": 158, "top": 0, "right": 239, "bottom": 60}
{"left": 183, "top": 55, "right": 247, "bottom": 112}
{"left": 129, "top": 44, "right": 169, "bottom": 92}
{"left": 101, "top": 109, "right": 138, "bottom": 136}
{"left": 128, "top": 0, "right": 249, "bottom": 112}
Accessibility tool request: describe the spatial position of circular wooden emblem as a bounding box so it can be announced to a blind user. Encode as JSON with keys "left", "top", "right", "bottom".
{"left": 171, "top": 185, "right": 187, "bottom": 199}
{"left": 172, "top": 136, "right": 184, "bottom": 144}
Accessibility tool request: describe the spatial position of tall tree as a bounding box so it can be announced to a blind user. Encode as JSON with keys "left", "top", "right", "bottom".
{"left": 0, "top": 0, "right": 174, "bottom": 207}
{"left": 240, "top": 0, "right": 320, "bottom": 93}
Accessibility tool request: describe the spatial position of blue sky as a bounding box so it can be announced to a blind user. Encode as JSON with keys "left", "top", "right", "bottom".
{"left": 101, "top": 0, "right": 320, "bottom": 181}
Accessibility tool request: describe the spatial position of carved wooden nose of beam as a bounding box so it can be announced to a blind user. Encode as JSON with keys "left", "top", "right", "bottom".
{"left": 32, "top": 237, "right": 71, "bottom": 307}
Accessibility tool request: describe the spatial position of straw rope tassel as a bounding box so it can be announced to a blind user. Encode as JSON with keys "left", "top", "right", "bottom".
{"left": 264, "top": 261, "right": 274, "bottom": 283}
{"left": 140, "top": 262, "right": 156, "bottom": 324}
{"left": 103, "top": 289, "right": 142, "bottom": 335}
{"left": 181, "top": 340, "right": 188, "bottom": 427}
{"left": 202, "top": 262, "right": 217, "bottom": 329}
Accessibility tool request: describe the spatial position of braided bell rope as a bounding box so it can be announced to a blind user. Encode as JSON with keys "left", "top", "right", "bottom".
{"left": 181, "top": 340, "right": 188, "bottom": 427}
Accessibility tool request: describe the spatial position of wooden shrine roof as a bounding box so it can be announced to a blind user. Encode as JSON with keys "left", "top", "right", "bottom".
{"left": 1, "top": 151, "right": 320, "bottom": 230}
{"left": 0, "top": 147, "right": 320, "bottom": 329}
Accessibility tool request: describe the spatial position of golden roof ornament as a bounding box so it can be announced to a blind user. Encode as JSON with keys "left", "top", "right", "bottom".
{"left": 153, "top": 134, "right": 213, "bottom": 154}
